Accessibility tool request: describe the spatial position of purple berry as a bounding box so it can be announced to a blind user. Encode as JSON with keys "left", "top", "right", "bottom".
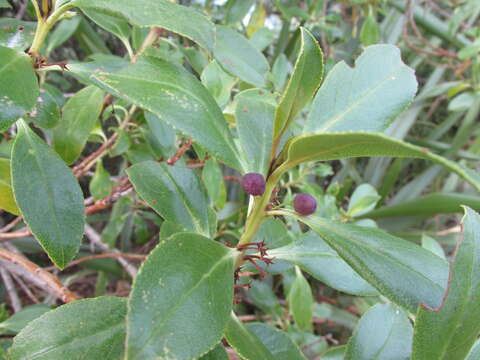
{"left": 241, "top": 173, "right": 266, "bottom": 196}
{"left": 293, "top": 193, "right": 317, "bottom": 216}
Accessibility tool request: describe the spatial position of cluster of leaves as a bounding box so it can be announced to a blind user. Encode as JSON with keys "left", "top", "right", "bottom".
{"left": 1, "top": 0, "right": 480, "bottom": 359}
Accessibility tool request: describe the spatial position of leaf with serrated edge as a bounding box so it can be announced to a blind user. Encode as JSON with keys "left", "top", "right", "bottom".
{"left": 9, "top": 297, "right": 126, "bottom": 360}
{"left": 274, "top": 28, "right": 323, "bottom": 142}
{"left": 276, "top": 132, "right": 480, "bottom": 192}
{"left": 304, "top": 45, "right": 417, "bottom": 133}
{"left": 126, "top": 233, "right": 236, "bottom": 360}
{"left": 89, "top": 56, "right": 242, "bottom": 171}
{"left": 412, "top": 207, "right": 480, "bottom": 360}
{"left": 73, "top": 0, "right": 215, "bottom": 52}
{"left": 11, "top": 121, "right": 85, "bottom": 269}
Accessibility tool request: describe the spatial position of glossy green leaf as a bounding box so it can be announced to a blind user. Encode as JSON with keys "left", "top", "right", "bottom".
{"left": 304, "top": 45, "right": 417, "bottom": 133}
{"left": 126, "top": 233, "right": 236, "bottom": 360}
{"left": 0, "top": 45, "right": 39, "bottom": 131}
{"left": 202, "top": 158, "right": 226, "bottom": 209}
{"left": 45, "top": 17, "right": 81, "bottom": 55}
{"left": 288, "top": 266, "right": 314, "bottom": 330}
{"left": 0, "top": 19, "right": 36, "bottom": 51}
{"left": 225, "top": 0, "right": 255, "bottom": 24}
{"left": 347, "top": 183, "right": 380, "bottom": 217}
{"left": 127, "top": 161, "right": 210, "bottom": 236}
{"left": 214, "top": 26, "right": 269, "bottom": 87}
{"left": 246, "top": 323, "right": 306, "bottom": 360}
{"left": 11, "top": 121, "right": 85, "bottom": 269}
{"left": 274, "top": 28, "right": 323, "bottom": 142}
{"left": 271, "top": 54, "right": 290, "bottom": 92}
{"left": 235, "top": 89, "right": 275, "bottom": 175}
{"left": 90, "top": 160, "right": 114, "bottom": 201}
{"left": 29, "top": 88, "right": 61, "bottom": 130}
{"left": 9, "top": 297, "right": 126, "bottom": 360}
{"left": 82, "top": 9, "right": 130, "bottom": 44}
{"left": 53, "top": 86, "right": 104, "bottom": 165}
{"left": 269, "top": 232, "right": 377, "bottom": 296}
{"left": 0, "top": 158, "right": 20, "bottom": 215}
{"left": 89, "top": 56, "right": 242, "bottom": 170}
{"left": 199, "top": 344, "right": 228, "bottom": 360}
{"left": 364, "top": 193, "right": 480, "bottom": 218}
{"left": 224, "top": 313, "right": 276, "bottom": 360}
{"left": 412, "top": 207, "right": 480, "bottom": 360}
{"left": 360, "top": 8, "right": 381, "bottom": 46}
{"left": 201, "top": 60, "right": 236, "bottom": 109}
{"left": 288, "top": 212, "right": 449, "bottom": 313}
{"left": 143, "top": 112, "right": 176, "bottom": 159}
{"left": 74, "top": 0, "right": 215, "bottom": 52}
{"left": 0, "top": 305, "right": 50, "bottom": 335}
{"left": 345, "top": 303, "right": 413, "bottom": 360}
{"left": 277, "top": 132, "right": 480, "bottom": 192}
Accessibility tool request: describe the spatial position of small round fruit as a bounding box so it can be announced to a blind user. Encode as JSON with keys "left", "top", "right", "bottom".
{"left": 241, "top": 173, "right": 266, "bottom": 196}
{"left": 293, "top": 193, "right": 317, "bottom": 215}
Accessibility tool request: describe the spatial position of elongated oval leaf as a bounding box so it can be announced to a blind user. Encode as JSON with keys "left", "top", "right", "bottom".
{"left": 246, "top": 323, "right": 307, "bottom": 360}
{"left": 288, "top": 266, "right": 314, "bottom": 330}
{"left": 0, "top": 45, "right": 38, "bottom": 130}
{"left": 127, "top": 161, "right": 210, "bottom": 236}
{"left": 224, "top": 313, "right": 276, "bottom": 360}
{"left": 53, "top": 86, "right": 104, "bottom": 165}
{"left": 277, "top": 132, "right": 480, "bottom": 192}
{"left": 274, "top": 28, "right": 323, "bottom": 141}
{"left": 30, "top": 88, "right": 61, "bottom": 130}
{"left": 89, "top": 56, "right": 242, "bottom": 170}
{"left": 214, "top": 26, "right": 269, "bottom": 87}
{"left": 268, "top": 232, "right": 377, "bottom": 296}
{"left": 126, "top": 233, "right": 236, "bottom": 360}
{"left": 200, "top": 344, "right": 229, "bottom": 360}
{"left": 11, "top": 121, "right": 85, "bottom": 269}
{"left": 345, "top": 303, "right": 413, "bottom": 360}
{"left": 0, "top": 158, "right": 19, "bottom": 215}
{"left": 9, "top": 297, "right": 127, "bottom": 360}
{"left": 285, "top": 212, "right": 448, "bottom": 313}
{"left": 304, "top": 45, "right": 417, "bottom": 133}
{"left": 412, "top": 207, "right": 480, "bottom": 360}
{"left": 73, "top": 0, "right": 215, "bottom": 52}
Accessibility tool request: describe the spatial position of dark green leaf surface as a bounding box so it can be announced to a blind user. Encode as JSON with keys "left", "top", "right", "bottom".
{"left": 214, "top": 26, "right": 269, "bottom": 87}
{"left": 0, "top": 45, "right": 38, "bottom": 131}
{"left": 11, "top": 121, "right": 85, "bottom": 269}
{"left": 277, "top": 132, "right": 480, "bottom": 192}
{"left": 269, "top": 232, "right": 377, "bottom": 296}
{"left": 412, "top": 208, "right": 480, "bottom": 360}
{"left": 304, "top": 45, "right": 417, "bottom": 133}
{"left": 290, "top": 212, "right": 448, "bottom": 313}
{"left": 274, "top": 28, "right": 323, "bottom": 142}
{"left": 345, "top": 303, "right": 413, "bottom": 360}
{"left": 29, "top": 88, "right": 61, "bottom": 130}
{"left": 74, "top": 0, "right": 215, "bottom": 51}
{"left": 235, "top": 89, "right": 275, "bottom": 175}
{"left": 53, "top": 86, "right": 104, "bottom": 164}
{"left": 126, "top": 233, "right": 236, "bottom": 360}
{"left": 199, "top": 344, "right": 229, "bottom": 360}
{"left": 90, "top": 56, "right": 242, "bottom": 170}
{"left": 9, "top": 297, "right": 127, "bottom": 360}
{"left": 246, "top": 323, "right": 306, "bottom": 360}
{"left": 127, "top": 161, "right": 210, "bottom": 236}
{"left": 224, "top": 313, "right": 276, "bottom": 360}
{"left": 0, "top": 19, "right": 36, "bottom": 50}
{"left": 0, "top": 305, "right": 50, "bottom": 335}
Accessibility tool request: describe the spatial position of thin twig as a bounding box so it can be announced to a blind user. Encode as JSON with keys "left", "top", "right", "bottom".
{"left": 0, "top": 267, "right": 22, "bottom": 312}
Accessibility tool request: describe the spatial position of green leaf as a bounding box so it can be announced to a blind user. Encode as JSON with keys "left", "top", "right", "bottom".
{"left": 126, "top": 233, "right": 236, "bottom": 360}
{"left": 199, "top": 344, "right": 229, "bottom": 360}
{"left": 89, "top": 160, "right": 114, "bottom": 201}
{"left": 322, "top": 346, "right": 346, "bottom": 360}
{"left": 421, "top": 235, "right": 446, "bottom": 260}
{"left": 314, "top": 303, "right": 359, "bottom": 330}
{"left": 0, "top": 158, "right": 20, "bottom": 215}
{"left": 127, "top": 161, "right": 210, "bottom": 236}
{"left": 363, "top": 193, "right": 480, "bottom": 218}
{"left": 412, "top": 207, "right": 480, "bottom": 360}
{"left": 53, "top": 86, "right": 104, "bottom": 165}
{"left": 214, "top": 26, "right": 269, "bottom": 87}
{"left": 304, "top": 45, "right": 417, "bottom": 133}
{"left": 235, "top": 89, "right": 275, "bottom": 175}
{"left": 466, "top": 339, "right": 480, "bottom": 360}
{"left": 73, "top": 0, "right": 215, "bottom": 52}
{"left": 29, "top": 88, "right": 61, "bottom": 130}
{"left": 45, "top": 17, "right": 81, "bottom": 55}
{"left": 288, "top": 213, "right": 449, "bottom": 313}
{"left": 274, "top": 28, "right": 323, "bottom": 143}
{"left": 359, "top": 8, "right": 380, "bottom": 46}
{"left": 89, "top": 56, "right": 242, "bottom": 170}
{"left": 0, "top": 19, "right": 36, "bottom": 51}
{"left": 0, "top": 0, "right": 11, "bottom": 8}
{"left": 143, "top": 112, "right": 176, "bottom": 159}
{"left": 9, "top": 297, "right": 127, "bottom": 360}
{"left": 345, "top": 303, "right": 413, "bottom": 360}
{"left": 246, "top": 323, "right": 307, "bottom": 360}
{"left": 276, "top": 132, "right": 480, "bottom": 192}
{"left": 11, "top": 121, "right": 85, "bottom": 269}
{"left": 202, "top": 158, "right": 226, "bottom": 209}
{"left": 347, "top": 183, "right": 380, "bottom": 217}
{"left": 224, "top": 313, "right": 276, "bottom": 360}
{"left": 0, "top": 305, "right": 50, "bottom": 335}
{"left": 201, "top": 60, "right": 236, "bottom": 109}
{"left": 225, "top": 0, "right": 255, "bottom": 24}
{"left": 82, "top": 9, "right": 130, "bottom": 44}
{"left": 269, "top": 231, "right": 377, "bottom": 296}
{"left": 0, "top": 45, "right": 39, "bottom": 131}
{"left": 288, "top": 266, "right": 314, "bottom": 331}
